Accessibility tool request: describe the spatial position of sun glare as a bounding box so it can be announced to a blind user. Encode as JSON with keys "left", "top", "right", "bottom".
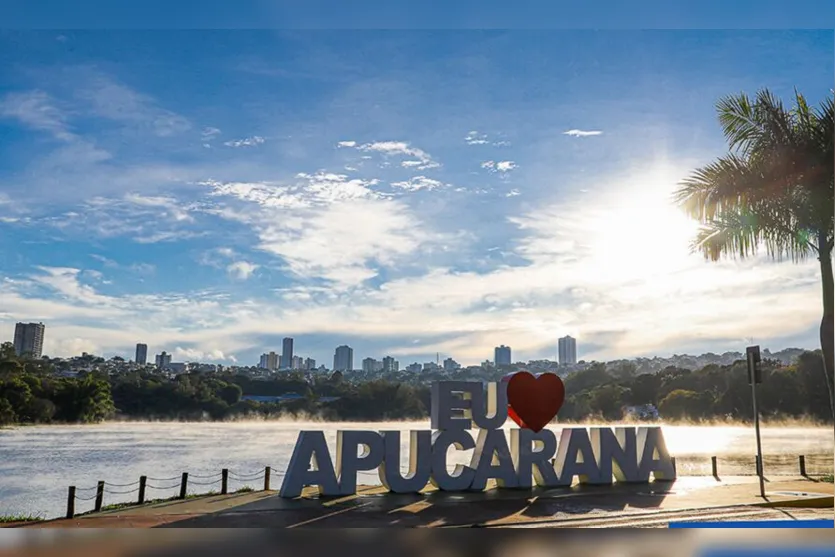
{"left": 586, "top": 164, "right": 702, "bottom": 281}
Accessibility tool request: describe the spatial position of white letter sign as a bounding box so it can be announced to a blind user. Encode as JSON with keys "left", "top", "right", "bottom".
{"left": 278, "top": 381, "right": 678, "bottom": 498}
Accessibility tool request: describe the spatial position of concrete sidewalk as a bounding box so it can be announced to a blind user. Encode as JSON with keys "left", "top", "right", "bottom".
{"left": 10, "top": 476, "right": 834, "bottom": 529}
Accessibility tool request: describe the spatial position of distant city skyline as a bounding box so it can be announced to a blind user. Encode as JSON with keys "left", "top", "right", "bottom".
{"left": 3, "top": 322, "right": 812, "bottom": 370}
{"left": 0, "top": 31, "right": 829, "bottom": 366}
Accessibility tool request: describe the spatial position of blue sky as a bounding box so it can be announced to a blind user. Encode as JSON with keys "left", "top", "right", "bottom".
{"left": 0, "top": 30, "right": 832, "bottom": 366}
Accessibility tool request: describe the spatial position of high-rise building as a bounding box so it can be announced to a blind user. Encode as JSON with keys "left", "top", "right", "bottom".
{"left": 281, "top": 337, "right": 294, "bottom": 369}
{"left": 259, "top": 353, "right": 268, "bottom": 368}
{"left": 267, "top": 351, "right": 279, "bottom": 370}
{"left": 494, "top": 345, "right": 512, "bottom": 366}
{"left": 362, "top": 357, "right": 377, "bottom": 372}
{"left": 406, "top": 362, "right": 422, "bottom": 373}
{"left": 558, "top": 335, "right": 577, "bottom": 365}
{"left": 443, "top": 357, "right": 460, "bottom": 371}
{"left": 291, "top": 355, "right": 304, "bottom": 370}
{"left": 13, "top": 322, "right": 45, "bottom": 358}
{"left": 304, "top": 357, "right": 316, "bottom": 370}
{"left": 333, "top": 345, "right": 353, "bottom": 372}
{"left": 382, "top": 356, "right": 399, "bottom": 372}
{"left": 155, "top": 351, "right": 172, "bottom": 369}
{"left": 135, "top": 343, "right": 148, "bottom": 365}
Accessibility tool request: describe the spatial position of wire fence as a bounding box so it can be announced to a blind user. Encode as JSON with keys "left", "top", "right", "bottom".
{"left": 63, "top": 452, "right": 833, "bottom": 519}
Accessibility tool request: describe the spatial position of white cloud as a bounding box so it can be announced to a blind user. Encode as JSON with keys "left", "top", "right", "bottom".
{"left": 337, "top": 140, "right": 357, "bottom": 148}
{"left": 254, "top": 198, "right": 429, "bottom": 287}
{"left": 482, "top": 160, "right": 517, "bottom": 173}
{"left": 563, "top": 129, "right": 602, "bottom": 137}
{"left": 0, "top": 90, "right": 75, "bottom": 141}
{"left": 76, "top": 73, "right": 191, "bottom": 136}
{"left": 134, "top": 231, "right": 205, "bottom": 244}
{"left": 391, "top": 176, "right": 447, "bottom": 192}
{"left": 227, "top": 261, "right": 259, "bottom": 280}
{"left": 204, "top": 174, "right": 443, "bottom": 288}
{"left": 465, "top": 131, "right": 489, "bottom": 145}
{"left": 123, "top": 193, "right": 194, "bottom": 222}
{"left": 347, "top": 140, "right": 441, "bottom": 170}
{"left": 202, "top": 172, "right": 382, "bottom": 210}
{"left": 506, "top": 189, "right": 521, "bottom": 197}
{"left": 223, "top": 135, "right": 266, "bottom": 147}
{"left": 90, "top": 255, "right": 155, "bottom": 276}
{"left": 173, "top": 347, "right": 237, "bottom": 363}
{"left": 46, "top": 194, "right": 200, "bottom": 244}
{"left": 201, "top": 127, "right": 221, "bottom": 140}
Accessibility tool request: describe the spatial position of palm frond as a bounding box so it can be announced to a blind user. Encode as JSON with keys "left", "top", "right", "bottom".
{"left": 678, "top": 88, "right": 834, "bottom": 263}
{"left": 693, "top": 210, "right": 815, "bottom": 263}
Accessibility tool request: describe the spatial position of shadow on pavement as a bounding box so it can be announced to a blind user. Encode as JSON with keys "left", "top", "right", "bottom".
{"left": 157, "top": 480, "right": 677, "bottom": 528}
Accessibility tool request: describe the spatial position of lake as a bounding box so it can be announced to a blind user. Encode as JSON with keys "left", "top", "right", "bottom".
{"left": 1, "top": 421, "right": 832, "bottom": 519}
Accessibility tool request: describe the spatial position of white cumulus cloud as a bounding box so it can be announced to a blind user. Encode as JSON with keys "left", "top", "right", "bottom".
{"left": 482, "top": 160, "right": 517, "bottom": 173}
{"left": 227, "top": 261, "right": 259, "bottom": 280}
{"left": 563, "top": 129, "right": 602, "bottom": 137}
{"left": 347, "top": 140, "right": 440, "bottom": 170}
{"left": 391, "top": 176, "right": 447, "bottom": 192}
{"left": 224, "top": 136, "right": 266, "bottom": 147}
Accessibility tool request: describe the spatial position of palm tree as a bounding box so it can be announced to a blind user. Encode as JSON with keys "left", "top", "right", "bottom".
{"left": 674, "top": 88, "right": 834, "bottom": 424}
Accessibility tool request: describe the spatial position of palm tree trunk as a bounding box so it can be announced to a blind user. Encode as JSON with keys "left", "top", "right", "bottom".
{"left": 817, "top": 234, "right": 835, "bottom": 429}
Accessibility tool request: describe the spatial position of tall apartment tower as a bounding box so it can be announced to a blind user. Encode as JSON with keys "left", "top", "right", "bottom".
{"left": 382, "top": 356, "right": 399, "bottom": 372}
{"left": 558, "top": 335, "right": 577, "bottom": 365}
{"left": 333, "top": 345, "right": 353, "bottom": 372}
{"left": 155, "top": 351, "right": 172, "bottom": 369}
{"left": 494, "top": 345, "right": 511, "bottom": 366}
{"left": 13, "top": 322, "right": 45, "bottom": 358}
{"left": 135, "top": 343, "right": 148, "bottom": 365}
{"left": 281, "top": 337, "right": 294, "bottom": 369}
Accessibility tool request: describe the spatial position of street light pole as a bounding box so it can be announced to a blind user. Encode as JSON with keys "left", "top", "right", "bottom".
{"left": 747, "top": 345, "right": 765, "bottom": 498}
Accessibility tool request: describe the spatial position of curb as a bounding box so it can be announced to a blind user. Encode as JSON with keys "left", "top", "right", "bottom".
{"left": 753, "top": 495, "right": 833, "bottom": 509}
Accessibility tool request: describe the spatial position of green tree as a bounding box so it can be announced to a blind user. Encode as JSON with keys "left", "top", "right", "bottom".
{"left": 589, "top": 384, "right": 629, "bottom": 421}
{"left": 675, "top": 89, "right": 834, "bottom": 423}
{"left": 659, "top": 389, "right": 715, "bottom": 421}
{"left": 0, "top": 397, "right": 16, "bottom": 425}
{"left": 0, "top": 341, "right": 17, "bottom": 361}
{"left": 219, "top": 383, "right": 243, "bottom": 406}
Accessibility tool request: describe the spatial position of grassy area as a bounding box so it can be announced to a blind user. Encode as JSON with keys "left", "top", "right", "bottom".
{"left": 821, "top": 474, "right": 834, "bottom": 483}
{"left": 79, "top": 486, "right": 256, "bottom": 516}
{"left": 0, "top": 514, "right": 44, "bottom": 523}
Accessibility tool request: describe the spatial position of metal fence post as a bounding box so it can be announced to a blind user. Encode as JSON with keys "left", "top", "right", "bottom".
{"left": 94, "top": 481, "right": 105, "bottom": 512}
{"left": 66, "top": 486, "right": 76, "bottom": 519}
{"left": 138, "top": 475, "right": 147, "bottom": 504}
{"left": 180, "top": 473, "right": 188, "bottom": 500}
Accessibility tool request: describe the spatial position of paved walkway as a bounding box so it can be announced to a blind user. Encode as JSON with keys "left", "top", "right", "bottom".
{"left": 7, "top": 475, "right": 831, "bottom": 529}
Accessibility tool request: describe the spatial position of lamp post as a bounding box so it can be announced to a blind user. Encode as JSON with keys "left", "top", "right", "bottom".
{"left": 747, "top": 345, "right": 765, "bottom": 498}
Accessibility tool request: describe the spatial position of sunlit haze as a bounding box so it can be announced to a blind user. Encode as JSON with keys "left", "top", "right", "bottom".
{"left": 0, "top": 30, "right": 831, "bottom": 366}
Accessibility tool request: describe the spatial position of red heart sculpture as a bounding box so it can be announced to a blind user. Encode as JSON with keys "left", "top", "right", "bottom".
{"left": 505, "top": 371, "right": 565, "bottom": 433}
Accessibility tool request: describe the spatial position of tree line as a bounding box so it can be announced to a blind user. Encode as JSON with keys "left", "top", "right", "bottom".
{"left": 0, "top": 340, "right": 831, "bottom": 425}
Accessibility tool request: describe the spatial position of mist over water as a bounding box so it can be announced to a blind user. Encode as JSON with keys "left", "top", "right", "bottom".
{"left": 1, "top": 421, "right": 832, "bottom": 520}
